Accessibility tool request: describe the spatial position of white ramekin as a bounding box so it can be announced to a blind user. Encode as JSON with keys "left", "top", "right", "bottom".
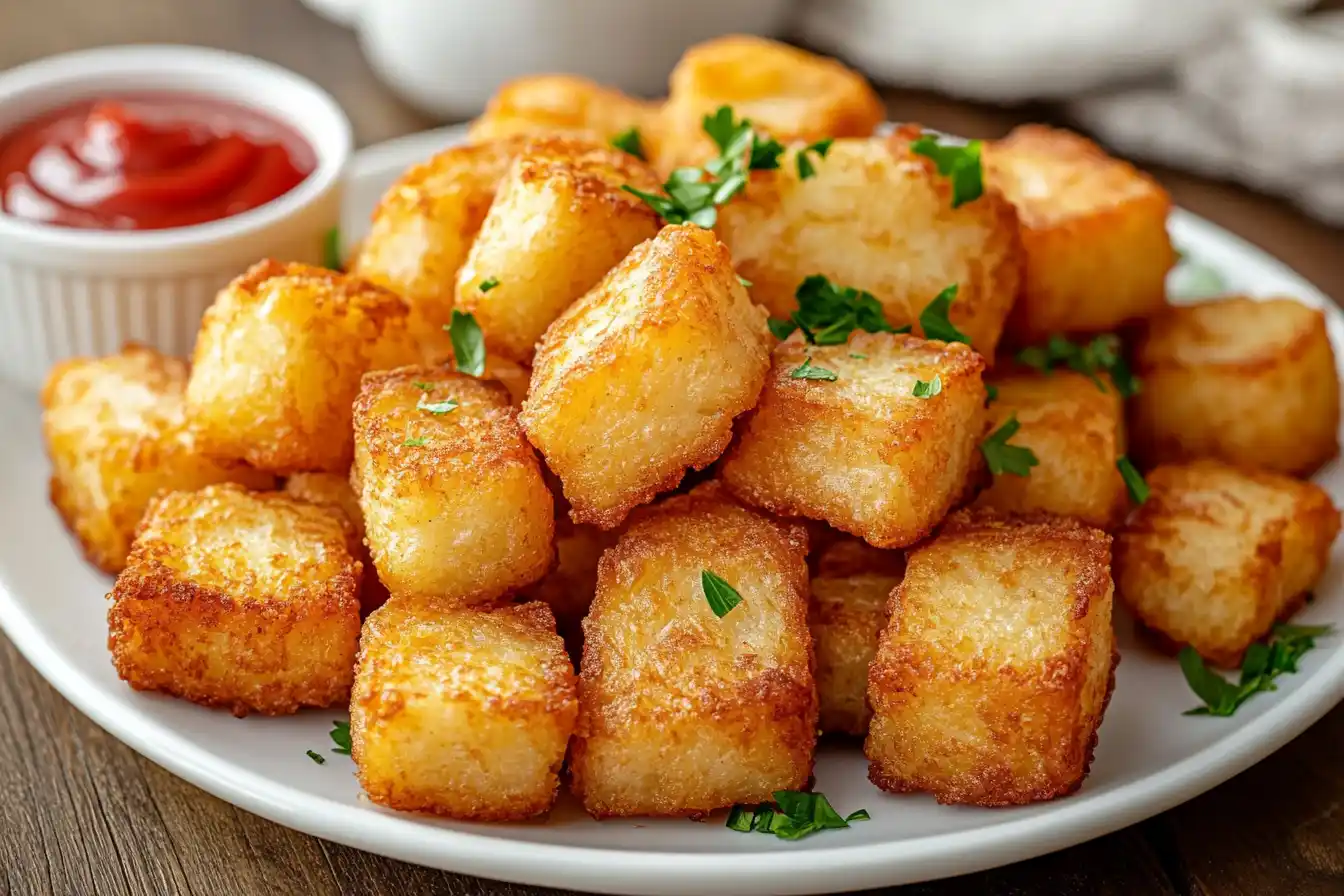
{"left": 0, "top": 45, "right": 353, "bottom": 390}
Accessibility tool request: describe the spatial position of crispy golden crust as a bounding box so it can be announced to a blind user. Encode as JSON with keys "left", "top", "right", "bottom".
{"left": 658, "top": 35, "right": 884, "bottom": 171}
{"left": 1129, "top": 296, "right": 1340, "bottom": 476}
{"left": 282, "top": 472, "right": 388, "bottom": 614}
{"left": 469, "top": 74, "right": 662, "bottom": 158}
{"left": 41, "top": 344, "right": 274, "bottom": 574}
{"left": 454, "top": 137, "right": 663, "bottom": 362}
{"left": 986, "top": 125, "right": 1175, "bottom": 343}
{"left": 185, "top": 260, "right": 419, "bottom": 475}
{"left": 352, "top": 366, "right": 554, "bottom": 604}
{"left": 715, "top": 131, "right": 1022, "bottom": 359}
{"left": 974, "top": 370, "right": 1128, "bottom": 529}
{"left": 866, "top": 510, "right": 1115, "bottom": 806}
{"left": 349, "top": 136, "right": 532, "bottom": 359}
{"left": 520, "top": 224, "right": 771, "bottom": 528}
{"left": 107, "top": 484, "right": 361, "bottom": 716}
{"left": 809, "top": 538, "right": 904, "bottom": 736}
{"left": 1114, "top": 460, "right": 1340, "bottom": 668}
{"left": 720, "top": 332, "right": 986, "bottom": 548}
{"left": 351, "top": 599, "right": 577, "bottom": 821}
{"left": 570, "top": 484, "right": 815, "bottom": 818}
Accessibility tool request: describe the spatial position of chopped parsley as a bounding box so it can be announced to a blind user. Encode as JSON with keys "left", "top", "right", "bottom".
{"left": 404, "top": 437, "right": 429, "bottom": 447}
{"left": 910, "top": 133, "right": 984, "bottom": 208}
{"left": 329, "top": 720, "right": 352, "bottom": 756}
{"left": 849, "top": 352, "right": 867, "bottom": 360}
{"left": 610, "top": 126, "right": 645, "bottom": 160}
{"left": 624, "top": 106, "right": 782, "bottom": 228}
{"left": 769, "top": 274, "right": 897, "bottom": 345}
{"left": 1016, "top": 334, "right": 1140, "bottom": 398}
{"left": 411, "top": 381, "right": 433, "bottom": 391}
{"left": 478, "top": 277, "right": 500, "bottom": 293}
{"left": 701, "top": 570, "right": 743, "bottom": 618}
{"left": 1181, "top": 624, "right": 1333, "bottom": 716}
{"left": 416, "top": 395, "right": 458, "bottom": 416}
{"left": 306, "top": 749, "right": 326, "bottom": 765}
{"left": 790, "top": 357, "right": 838, "bottom": 381}
{"left": 1116, "top": 456, "right": 1148, "bottom": 504}
{"left": 727, "top": 791, "right": 870, "bottom": 841}
{"left": 912, "top": 376, "right": 942, "bottom": 399}
{"left": 985, "top": 383, "right": 999, "bottom": 403}
{"left": 795, "top": 138, "right": 834, "bottom": 180}
{"left": 919, "top": 284, "right": 971, "bottom": 345}
{"left": 322, "top": 227, "right": 342, "bottom": 271}
{"left": 447, "top": 310, "right": 486, "bottom": 376}
{"left": 980, "top": 415, "right": 1039, "bottom": 477}
{"left": 737, "top": 274, "right": 753, "bottom": 289}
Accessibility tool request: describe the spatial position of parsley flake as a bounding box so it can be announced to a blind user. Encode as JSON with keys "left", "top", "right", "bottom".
{"left": 322, "top": 227, "right": 343, "bottom": 271}
{"left": 701, "top": 570, "right": 743, "bottom": 618}
{"left": 986, "top": 383, "right": 999, "bottom": 403}
{"left": 447, "top": 310, "right": 486, "bottom": 376}
{"left": 737, "top": 274, "right": 753, "bottom": 289}
{"left": 980, "top": 415, "right": 1039, "bottom": 477}
{"left": 478, "top": 277, "right": 500, "bottom": 293}
{"left": 610, "top": 126, "right": 645, "bottom": 160}
{"left": 416, "top": 395, "right": 458, "bottom": 416}
{"left": 912, "top": 376, "right": 942, "bottom": 399}
{"left": 1116, "top": 456, "right": 1148, "bottom": 504}
{"left": 911, "top": 133, "right": 984, "bottom": 208}
{"left": 306, "top": 749, "right": 326, "bottom": 765}
{"left": 1181, "top": 624, "right": 1333, "bottom": 716}
{"left": 404, "top": 437, "right": 428, "bottom": 447}
{"left": 790, "top": 357, "right": 838, "bottom": 381}
{"left": 1015, "top": 334, "right": 1140, "bottom": 398}
{"left": 795, "top": 138, "right": 833, "bottom": 180}
{"left": 919, "top": 284, "right": 971, "bottom": 344}
{"left": 329, "top": 720, "right": 352, "bottom": 755}
{"left": 726, "top": 791, "right": 870, "bottom": 841}
{"left": 411, "top": 381, "right": 433, "bottom": 391}
{"left": 849, "top": 352, "right": 867, "bottom": 360}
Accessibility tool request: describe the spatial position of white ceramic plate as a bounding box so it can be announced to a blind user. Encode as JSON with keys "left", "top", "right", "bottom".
{"left": 2, "top": 124, "right": 1343, "bottom": 896}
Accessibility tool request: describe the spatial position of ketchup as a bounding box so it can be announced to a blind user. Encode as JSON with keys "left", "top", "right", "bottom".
{"left": 0, "top": 94, "right": 316, "bottom": 231}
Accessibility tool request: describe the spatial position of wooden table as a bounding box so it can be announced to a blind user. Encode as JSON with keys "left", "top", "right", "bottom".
{"left": 2, "top": 2, "right": 1342, "bottom": 894}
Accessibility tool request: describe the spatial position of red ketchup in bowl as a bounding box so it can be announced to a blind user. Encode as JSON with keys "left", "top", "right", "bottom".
{"left": 0, "top": 94, "right": 316, "bottom": 230}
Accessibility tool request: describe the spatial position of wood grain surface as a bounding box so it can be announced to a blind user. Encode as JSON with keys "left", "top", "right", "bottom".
{"left": 1, "top": 1, "right": 1342, "bottom": 894}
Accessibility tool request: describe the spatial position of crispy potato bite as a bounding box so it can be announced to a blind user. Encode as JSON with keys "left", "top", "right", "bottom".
{"left": 353, "top": 367, "right": 554, "bottom": 604}
{"left": 809, "top": 538, "right": 904, "bottom": 736}
{"left": 351, "top": 600, "right": 577, "bottom": 821}
{"left": 974, "top": 370, "right": 1128, "bottom": 528}
{"left": 1114, "top": 460, "right": 1340, "bottom": 668}
{"left": 41, "top": 345, "right": 274, "bottom": 574}
{"left": 659, "top": 35, "right": 883, "bottom": 170}
{"left": 107, "top": 485, "right": 361, "bottom": 716}
{"left": 1128, "top": 296, "right": 1340, "bottom": 476}
{"left": 469, "top": 74, "right": 661, "bottom": 155}
{"left": 570, "top": 485, "right": 815, "bottom": 817}
{"left": 186, "top": 261, "right": 419, "bottom": 475}
{"left": 454, "top": 137, "right": 662, "bottom": 362}
{"left": 349, "top": 137, "right": 529, "bottom": 358}
{"left": 986, "top": 126, "right": 1175, "bottom": 343}
{"left": 283, "top": 472, "right": 388, "bottom": 614}
{"left": 520, "top": 224, "right": 771, "bottom": 528}
{"left": 716, "top": 132, "right": 1023, "bottom": 358}
{"left": 720, "top": 332, "right": 986, "bottom": 548}
{"left": 866, "top": 511, "right": 1116, "bottom": 806}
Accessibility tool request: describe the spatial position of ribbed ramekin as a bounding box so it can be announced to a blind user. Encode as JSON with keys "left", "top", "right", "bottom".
{"left": 0, "top": 45, "right": 353, "bottom": 390}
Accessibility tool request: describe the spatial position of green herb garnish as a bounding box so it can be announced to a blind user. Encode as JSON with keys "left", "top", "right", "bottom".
{"left": 726, "top": 791, "right": 870, "bottom": 841}
{"left": 985, "top": 383, "right": 999, "bottom": 403}
{"left": 738, "top": 274, "right": 753, "bottom": 289}
{"left": 411, "top": 381, "right": 433, "bottom": 391}
{"left": 446, "top": 310, "right": 486, "bottom": 376}
{"left": 610, "top": 127, "right": 645, "bottom": 160}
{"left": 919, "top": 284, "right": 971, "bottom": 345}
{"left": 790, "top": 357, "right": 838, "bottom": 381}
{"left": 1015, "top": 334, "right": 1140, "bottom": 398}
{"left": 913, "top": 376, "right": 942, "bottom": 399}
{"left": 416, "top": 395, "right": 458, "bottom": 416}
{"left": 1181, "top": 624, "right": 1333, "bottom": 716}
{"left": 911, "top": 134, "right": 984, "bottom": 208}
{"left": 980, "top": 415, "right": 1039, "bottom": 477}
{"left": 322, "top": 227, "right": 343, "bottom": 271}
{"left": 795, "top": 138, "right": 834, "bottom": 180}
{"left": 306, "top": 749, "right": 326, "bottom": 765}
{"left": 478, "top": 277, "right": 500, "bottom": 293}
{"left": 404, "top": 437, "right": 429, "bottom": 447}
{"left": 329, "top": 720, "right": 352, "bottom": 756}
{"left": 1116, "top": 456, "right": 1148, "bottom": 504}
{"left": 849, "top": 353, "right": 867, "bottom": 360}
{"left": 701, "top": 570, "right": 743, "bottom": 618}
{"left": 770, "top": 275, "right": 897, "bottom": 346}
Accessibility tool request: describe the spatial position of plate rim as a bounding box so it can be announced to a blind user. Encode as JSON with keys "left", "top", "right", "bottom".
{"left": 3, "top": 125, "right": 1343, "bottom": 896}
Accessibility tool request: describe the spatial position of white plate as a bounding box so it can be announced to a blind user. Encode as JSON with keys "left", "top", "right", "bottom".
{"left": 3, "top": 124, "right": 1343, "bottom": 896}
